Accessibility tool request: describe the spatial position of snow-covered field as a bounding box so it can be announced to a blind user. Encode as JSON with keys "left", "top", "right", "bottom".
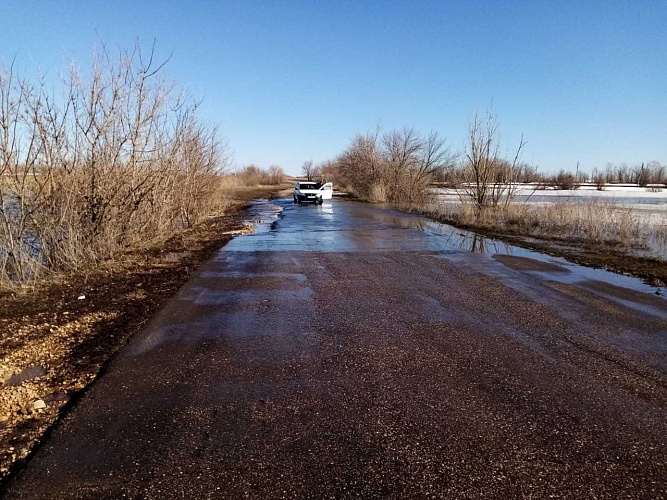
{"left": 434, "top": 184, "right": 667, "bottom": 213}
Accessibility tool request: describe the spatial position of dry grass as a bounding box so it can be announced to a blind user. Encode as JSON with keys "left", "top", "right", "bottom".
{"left": 424, "top": 198, "right": 667, "bottom": 259}
{"left": 1, "top": 47, "right": 227, "bottom": 289}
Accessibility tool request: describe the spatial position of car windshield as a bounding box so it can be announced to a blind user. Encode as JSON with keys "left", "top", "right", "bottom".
{"left": 299, "top": 183, "right": 319, "bottom": 190}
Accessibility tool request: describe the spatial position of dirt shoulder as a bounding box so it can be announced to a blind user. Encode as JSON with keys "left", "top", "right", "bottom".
{"left": 423, "top": 212, "right": 667, "bottom": 288}
{"left": 0, "top": 185, "right": 289, "bottom": 484}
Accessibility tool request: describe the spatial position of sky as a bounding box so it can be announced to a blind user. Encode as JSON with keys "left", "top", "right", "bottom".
{"left": 0, "top": 0, "right": 665, "bottom": 175}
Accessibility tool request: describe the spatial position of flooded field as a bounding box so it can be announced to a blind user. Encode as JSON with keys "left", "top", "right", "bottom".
{"left": 434, "top": 184, "right": 667, "bottom": 212}
{"left": 430, "top": 185, "right": 667, "bottom": 260}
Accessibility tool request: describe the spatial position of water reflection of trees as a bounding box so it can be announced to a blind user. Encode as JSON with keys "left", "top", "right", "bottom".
{"left": 454, "top": 232, "right": 514, "bottom": 254}
{"left": 468, "top": 234, "right": 486, "bottom": 253}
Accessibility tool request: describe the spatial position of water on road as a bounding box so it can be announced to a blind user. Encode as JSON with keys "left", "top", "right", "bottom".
{"left": 4, "top": 199, "right": 666, "bottom": 499}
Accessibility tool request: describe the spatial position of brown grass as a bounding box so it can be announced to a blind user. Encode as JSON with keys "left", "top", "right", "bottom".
{"left": 423, "top": 198, "right": 667, "bottom": 260}
{"left": 1, "top": 47, "right": 227, "bottom": 289}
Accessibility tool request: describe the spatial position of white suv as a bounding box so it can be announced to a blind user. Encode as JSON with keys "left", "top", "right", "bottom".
{"left": 293, "top": 182, "right": 333, "bottom": 204}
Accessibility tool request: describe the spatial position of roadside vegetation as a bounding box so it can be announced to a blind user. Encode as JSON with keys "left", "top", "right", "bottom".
{"left": 321, "top": 111, "right": 666, "bottom": 281}
{"left": 0, "top": 48, "right": 287, "bottom": 291}
{"left": 0, "top": 46, "right": 290, "bottom": 483}
{"left": 426, "top": 112, "right": 667, "bottom": 263}
{"left": 224, "top": 164, "right": 286, "bottom": 188}
{"left": 334, "top": 128, "right": 456, "bottom": 203}
{"left": 428, "top": 198, "right": 667, "bottom": 263}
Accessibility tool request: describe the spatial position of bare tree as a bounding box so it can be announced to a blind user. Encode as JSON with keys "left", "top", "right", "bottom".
{"left": 268, "top": 165, "right": 284, "bottom": 185}
{"left": 337, "top": 127, "right": 454, "bottom": 203}
{"left": 338, "top": 130, "right": 383, "bottom": 199}
{"left": 301, "top": 160, "right": 315, "bottom": 181}
{"left": 457, "top": 111, "right": 526, "bottom": 214}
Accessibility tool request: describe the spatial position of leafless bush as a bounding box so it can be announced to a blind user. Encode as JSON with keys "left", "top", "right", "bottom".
{"left": 456, "top": 111, "right": 526, "bottom": 213}
{"left": 337, "top": 128, "right": 455, "bottom": 203}
{"left": 231, "top": 164, "right": 284, "bottom": 186}
{"left": 268, "top": 165, "right": 285, "bottom": 185}
{"left": 0, "top": 45, "right": 227, "bottom": 288}
{"left": 592, "top": 168, "right": 606, "bottom": 190}
{"left": 552, "top": 169, "right": 578, "bottom": 190}
{"left": 236, "top": 165, "right": 266, "bottom": 185}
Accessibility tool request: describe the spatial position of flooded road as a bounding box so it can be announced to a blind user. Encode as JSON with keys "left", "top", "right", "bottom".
{"left": 4, "top": 199, "right": 667, "bottom": 499}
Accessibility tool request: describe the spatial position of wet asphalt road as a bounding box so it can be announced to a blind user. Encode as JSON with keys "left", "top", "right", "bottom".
{"left": 3, "top": 199, "right": 667, "bottom": 499}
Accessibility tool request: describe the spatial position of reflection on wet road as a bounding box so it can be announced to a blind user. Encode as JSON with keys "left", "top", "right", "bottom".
{"left": 5, "top": 198, "right": 667, "bottom": 499}
{"left": 235, "top": 199, "right": 665, "bottom": 316}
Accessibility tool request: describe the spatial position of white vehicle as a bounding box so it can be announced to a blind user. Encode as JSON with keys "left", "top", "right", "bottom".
{"left": 293, "top": 182, "right": 333, "bottom": 204}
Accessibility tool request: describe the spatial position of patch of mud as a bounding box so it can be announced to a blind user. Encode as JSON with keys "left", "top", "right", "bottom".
{"left": 494, "top": 255, "right": 570, "bottom": 273}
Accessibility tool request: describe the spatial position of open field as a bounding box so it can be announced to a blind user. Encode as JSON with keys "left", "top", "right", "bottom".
{"left": 435, "top": 184, "right": 667, "bottom": 214}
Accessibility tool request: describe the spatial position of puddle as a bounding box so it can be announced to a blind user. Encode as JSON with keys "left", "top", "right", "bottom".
{"left": 493, "top": 255, "right": 570, "bottom": 273}
{"left": 200, "top": 271, "right": 307, "bottom": 282}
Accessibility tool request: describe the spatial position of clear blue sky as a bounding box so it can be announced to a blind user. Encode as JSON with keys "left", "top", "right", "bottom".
{"left": 1, "top": 0, "right": 665, "bottom": 175}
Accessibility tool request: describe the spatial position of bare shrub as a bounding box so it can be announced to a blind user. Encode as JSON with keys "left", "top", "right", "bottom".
{"left": 592, "top": 168, "right": 606, "bottom": 190}
{"left": 457, "top": 111, "right": 526, "bottom": 213}
{"left": 552, "top": 169, "right": 578, "bottom": 190}
{"left": 268, "top": 165, "right": 285, "bottom": 185}
{"left": 0, "top": 45, "right": 227, "bottom": 288}
{"left": 337, "top": 130, "right": 384, "bottom": 200}
{"left": 231, "top": 164, "right": 284, "bottom": 186}
{"left": 369, "top": 183, "right": 387, "bottom": 203}
{"left": 337, "top": 128, "right": 455, "bottom": 204}
{"left": 236, "top": 165, "right": 266, "bottom": 185}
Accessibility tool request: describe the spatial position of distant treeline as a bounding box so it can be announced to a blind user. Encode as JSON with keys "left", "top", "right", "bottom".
{"left": 435, "top": 161, "right": 666, "bottom": 190}
{"left": 228, "top": 165, "right": 285, "bottom": 186}
{"left": 306, "top": 115, "right": 665, "bottom": 204}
